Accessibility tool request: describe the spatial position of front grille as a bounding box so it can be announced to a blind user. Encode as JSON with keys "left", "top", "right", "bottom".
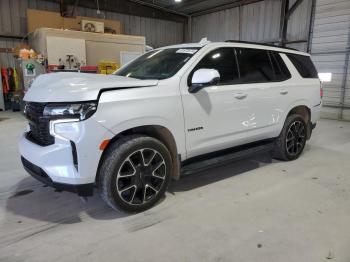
{"left": 25, "top": 102, "right": 55, "bottom": 146}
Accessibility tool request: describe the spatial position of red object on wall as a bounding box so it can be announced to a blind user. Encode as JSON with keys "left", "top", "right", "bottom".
{"left": 1, "top": 68, "right": 10, "bottom": 94}
{"left": 80, "top": 66, "right": 98, "bottom": 73}
{"left": 47, "top": 64, "right": 59, "bottom": 73}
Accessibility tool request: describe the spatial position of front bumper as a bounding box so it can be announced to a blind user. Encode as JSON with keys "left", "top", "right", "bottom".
{"left": 19, "top": 116, "right": 114, "bottom": 194}
{"left": 21, "top": 156, "right": 94, "bottom": 196}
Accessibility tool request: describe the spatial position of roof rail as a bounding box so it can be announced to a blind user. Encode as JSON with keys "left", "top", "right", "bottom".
{"left": 224, "top": 40, "right": 298, "bottom": 51}
{"left": 199, "top": 37, "right": 211, "bottom": 45}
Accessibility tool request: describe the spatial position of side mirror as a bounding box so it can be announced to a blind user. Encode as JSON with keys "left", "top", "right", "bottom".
{"left": 189, "top": 68, "right": 220, "bottom": 93}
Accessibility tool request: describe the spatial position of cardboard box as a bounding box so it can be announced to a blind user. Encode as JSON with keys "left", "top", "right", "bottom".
{"left": 27, "top": 9, "right": 122, "bottom": 34}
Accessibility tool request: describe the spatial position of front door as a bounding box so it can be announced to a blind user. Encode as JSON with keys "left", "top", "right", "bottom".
{"left": 180, "top": 47, "right": 252, "bottom": 158}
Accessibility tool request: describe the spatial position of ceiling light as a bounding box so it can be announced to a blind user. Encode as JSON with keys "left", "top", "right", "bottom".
{"left": 175, "top": 0, "right": 182, "bottom": 2}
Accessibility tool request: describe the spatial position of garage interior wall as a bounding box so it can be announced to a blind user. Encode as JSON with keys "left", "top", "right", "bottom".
{"left": 191, "top": 0, "right": 312, "bottom": 52}
{"left": 191, "top": 0, "right": 350, "bottom": 120}
{"left": 0, "top": 0, "right": 184, "bottom": 67}
{"left": 310, "top": 0, "right": 350, "bottom": 120}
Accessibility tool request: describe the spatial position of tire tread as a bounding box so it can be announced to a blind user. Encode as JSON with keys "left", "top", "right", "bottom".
{"left": 99, "top": 135, "right": 172, "bottom": 212}
{"left": 273, "top": 114, "right": 307, "bottom": 161}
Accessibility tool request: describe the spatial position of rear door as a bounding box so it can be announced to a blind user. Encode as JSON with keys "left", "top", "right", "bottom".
{"left": 233, "top": 48, "right": 292, "bottom": 142}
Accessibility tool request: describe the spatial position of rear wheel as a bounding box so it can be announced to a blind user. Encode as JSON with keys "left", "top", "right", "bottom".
{"left": 99, "top": 135, "right": 172, "bottom": 212}
{"left": 273, "top": 114, "right": 307, "bottom": 161}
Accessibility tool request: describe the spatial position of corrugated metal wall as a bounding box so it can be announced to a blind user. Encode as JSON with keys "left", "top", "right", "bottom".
{"left": 192, "top": 0, "right": 282, "bottom": 43}
{"left": 310, "top": 0, "right": 350, "bottom": 120}
{"left": 192, "top": 0, "right": 312, "bottom": 51}
{"left": 240, "top": 0, "right": 281, "bottom": 42}
{"left": 75, "top": 6, "right": 184, "bottom": 48}
{"left": 192, "top": 8, "right": 240, "bottom": 42}
{"left": 286, "top": 0, "right": 314, "bottom": 51}
{"left": 0, "top": 0, "right": 60, "bottom": 68}
{"left": 0, "top": 0, "right": 184, "bottom": 67}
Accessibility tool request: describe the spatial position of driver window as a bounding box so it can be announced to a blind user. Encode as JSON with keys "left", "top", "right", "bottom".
{"left": 193, "top": 48, "right": 239, "bottom": 85}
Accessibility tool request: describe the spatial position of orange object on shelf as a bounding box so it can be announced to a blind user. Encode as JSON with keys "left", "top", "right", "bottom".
{"left": 19, "top": 49, "right": 30, "bottom": 59}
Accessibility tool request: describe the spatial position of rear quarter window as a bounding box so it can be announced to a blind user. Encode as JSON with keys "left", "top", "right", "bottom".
{"left": 286, "top": 53, "right": 318, "bottom": 78}
{"left": 270, "top": 51, "right": 291, "bottom": 81}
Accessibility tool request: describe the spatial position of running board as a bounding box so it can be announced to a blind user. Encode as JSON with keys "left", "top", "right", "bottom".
{"left": 181, "top": 140, "right": 275, "bottom": 176}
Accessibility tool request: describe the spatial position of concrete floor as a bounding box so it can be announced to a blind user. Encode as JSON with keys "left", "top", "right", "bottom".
{"left": 0, "top": 111, "right": 349, "bottom": 262}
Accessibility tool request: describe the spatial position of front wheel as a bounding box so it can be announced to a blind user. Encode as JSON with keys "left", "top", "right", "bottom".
{"left": 273, "top": 114, "right": 307, "bottom": 161}
{"left": 99, "top": 135, "right": 172, "bottom": 212}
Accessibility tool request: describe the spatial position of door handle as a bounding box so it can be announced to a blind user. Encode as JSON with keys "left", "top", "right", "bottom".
{"left": 233, "top": 93, "right": 247, "bottom": 99}
{"left": 280, "top": 89, "right": 288, "bottom": 95}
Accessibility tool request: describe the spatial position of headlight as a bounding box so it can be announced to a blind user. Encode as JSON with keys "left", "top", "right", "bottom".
{"left": 43, "top": 102, "right": 97, "bottom": 121}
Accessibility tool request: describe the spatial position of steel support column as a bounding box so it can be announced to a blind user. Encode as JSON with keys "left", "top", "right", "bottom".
{"left": 339, "top": 28, "right": 350, "bottom": 119}
{"left": 279, "top": 0, "right": 304, "bottom": 46}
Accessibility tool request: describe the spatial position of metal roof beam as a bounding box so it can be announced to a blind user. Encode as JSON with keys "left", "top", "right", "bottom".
{"left": 286, "top": 0, "right": 303, "bottom": 19}
{"left": 167, "top": 0, "right": 213, "bottom": 10}
{"left": 190, "top": 0, "right": 264, "bottom": 17}
{"left": 279, "top": 0, "right": 305, "bottom": 46}
{"left": 126, "top": 0, "right": 189, "bottom": 17}
{"left": 45, "top": 0, "right": 188, "bottom": 23}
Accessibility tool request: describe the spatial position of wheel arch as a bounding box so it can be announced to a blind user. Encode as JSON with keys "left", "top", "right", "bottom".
{"left": 96, "top": 125, "right": 181, "bottom": 187}
{"left": 285, "top": 105, "right": 312, "bottom": 139}
{"left": 287, "top": 105, "right": 311, "bottom": 123}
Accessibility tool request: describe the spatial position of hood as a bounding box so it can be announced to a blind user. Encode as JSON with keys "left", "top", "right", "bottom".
{"left": 24, "top": 72, "right": 158, "bottom": 102}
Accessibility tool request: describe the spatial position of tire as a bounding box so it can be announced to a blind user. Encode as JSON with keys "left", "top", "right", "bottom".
{"left": 99, "top": 135, "right": 172, "bottom": 212}
{"left": 273, "top": 114, "right": 307, "bottom": 161}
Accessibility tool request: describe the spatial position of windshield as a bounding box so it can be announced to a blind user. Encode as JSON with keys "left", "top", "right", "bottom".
{"left": 115, "top": 48, "right": 200, "bottom": 80}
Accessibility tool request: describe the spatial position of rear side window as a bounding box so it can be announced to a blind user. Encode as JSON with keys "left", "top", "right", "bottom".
{"left": 193, "top": 47, "right": 239, "bottom": 85}
{"left": 235, "top": 48, "right": 280, "bottom": 83}
{"left": 270, "top": 51, "right": 291, "bottom": 81}
{"left": 286, "top": 53, "right": 318, "bottom": 78}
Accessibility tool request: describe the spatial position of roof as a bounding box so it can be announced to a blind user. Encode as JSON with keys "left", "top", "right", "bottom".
{"left": 159, "top": 40, "right": 310, "bottom": 56}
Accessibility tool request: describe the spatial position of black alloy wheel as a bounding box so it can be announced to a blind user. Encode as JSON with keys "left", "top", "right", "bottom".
{"left": 285, "top": 120, "right": 306, "bottom": 156}
{"left": 116, "top": 148, "right": 167, "bottom": 205}
{"left": 99, "top": 135, "right": 172, "bottom": 212}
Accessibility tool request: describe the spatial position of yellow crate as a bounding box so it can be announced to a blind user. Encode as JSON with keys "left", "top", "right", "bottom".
{"left": 98, "top": 61, "right": 120, "bottom": 74}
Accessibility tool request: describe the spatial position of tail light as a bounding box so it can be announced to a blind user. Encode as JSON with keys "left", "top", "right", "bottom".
{"left": 320, "top": 82, "right": 323, "bottom": 99}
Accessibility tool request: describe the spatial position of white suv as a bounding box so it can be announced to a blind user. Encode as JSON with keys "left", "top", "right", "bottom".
{"left": 19, "top": 41, "right": 322, "bottom": 212}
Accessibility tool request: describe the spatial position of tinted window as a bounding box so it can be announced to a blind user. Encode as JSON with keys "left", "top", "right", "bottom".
{"left": 235, "top": 48, "right": 275, "bottom": 83}
{"left": 116, "top": 48, "right": 199, "bottom": 80}
{"left": 286, "top": 53, "right": 318, "bottom": 78}
{"left": 192, "top": 48, "right": 239, "bottom": 85}
{"left": 270, "top": 51, "right": 291, "bottom": 81}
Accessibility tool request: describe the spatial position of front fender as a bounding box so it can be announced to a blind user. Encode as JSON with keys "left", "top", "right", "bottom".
{"left": 108, "top": 116, "right": 173, "bottom": 136}
{"left": 94, "top": 114, "right": 186, "bottom": 158}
